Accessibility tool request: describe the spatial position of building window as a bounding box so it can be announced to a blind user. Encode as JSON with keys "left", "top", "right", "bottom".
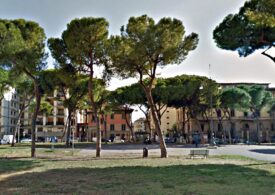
{"left": 271, "top": 123, "right": 274, "bottom": 131}
{"left": 92, "top": 115, "right": 95, "bottom": 122}
{"left": 166, "top": 116, "right": 170, "bottom": 119}
{"left": 121, "top": 113, "right": 125, "bottom": 119}
{"left": 110, "top": 114, "right": 114, "bottom": 119}
{"left": 110, "top": 124, "right": 115, "bottom": 131}
{"left": 121, "top": 124, "right": 126, "bottom": 131}
{"left": 244, "top": 112, "right": 248, "bottom": 117}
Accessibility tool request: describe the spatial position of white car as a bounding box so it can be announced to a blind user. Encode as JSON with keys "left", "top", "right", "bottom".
{"left": 0, "top": 135, "right": 16, "bottom": 144}
{"left": 0, "top": 139, "right": 8, "bottom": 144}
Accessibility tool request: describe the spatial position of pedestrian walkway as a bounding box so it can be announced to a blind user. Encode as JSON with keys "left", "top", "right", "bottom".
{"left": 80, "top": 144, "right": 275, "bottom": 162}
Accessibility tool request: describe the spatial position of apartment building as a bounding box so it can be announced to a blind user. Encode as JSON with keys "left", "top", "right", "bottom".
{"left": 82, "top": 108, "right": 133, "bottom": 141}
{"left": 0, "top": 88, "right": 20, "bottom": 138}
{"left": 21, "top": 90, "right": 68, "bottom": 140}
{"left": 133, "top": 118, "right": 147, "bottom": 132}
{"left": 149, "top": 107, "right": 178, "bottom": 137}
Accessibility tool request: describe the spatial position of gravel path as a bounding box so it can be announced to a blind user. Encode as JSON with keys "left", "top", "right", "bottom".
{"left": 80, "top": 144, "right": 275, "bottom": 162}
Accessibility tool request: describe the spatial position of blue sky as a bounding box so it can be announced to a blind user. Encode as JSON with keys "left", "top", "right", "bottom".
{"left": 1, "top": 0, "right": 275, "bottom": 120}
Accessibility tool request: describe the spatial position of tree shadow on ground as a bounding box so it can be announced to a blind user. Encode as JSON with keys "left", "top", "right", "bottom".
{"left": 250, "top": 149, "right": 275, "bottom": 155}
{"left": 1, "top": 164, "right": 274, "bottom": 194}
{"left": 0, "top": 159, "right": 40, "bottom": 174}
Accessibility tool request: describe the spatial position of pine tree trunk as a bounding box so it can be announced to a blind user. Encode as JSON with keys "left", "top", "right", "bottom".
{"left": 94, "top": 111, "right": 101, "bottom": 157}
{"left": 124, "top": 108, "right": 136, "bottom": 143}
{"left": 12, "top": 104, "right": 24, "bottom": 147}
{"left": 144, "top": 87, "right": 167, "bottom": 158}
{"left": 88, "top": 65, "right": 101, "bottom": 157}
{"left": 194, "top": 118, "right": 204, "bottom": 143}
{"left": 31, "top": 81, "right": 41, "bottom": 158}
{"left": 256, "top": 117, "right": 261, "bottom": 144}
{"left": 182, "top": 107, "right": 186, "bottom": 137}
{"left": 11, "top": 111, "right": 23, "bottom": 147}
{"left": 66, "top": 110, "right": 72, "bottom": 148}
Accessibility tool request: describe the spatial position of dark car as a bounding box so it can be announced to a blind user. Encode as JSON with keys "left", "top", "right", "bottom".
{"left": 165, "top": 137, "right": 175, "bottom": 143}
{"left": 101, "top": 138, "right": 111, "bottom": 142}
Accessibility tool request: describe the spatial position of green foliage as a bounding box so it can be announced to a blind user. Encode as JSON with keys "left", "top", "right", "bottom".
{"left": 236, "top": 85, "right": 273, "bottom": 115}
{"left": 213, "top": 0, "right": 275, "bottom": 57}
{"left": 58, "top": 17, "right": 111, "bottom": 80}
{"left": 220, "top": 87, "right": 251, "bottom": 110}
{"left": 109, "top": 15, "right": 198, "bottom": 79}
{"left": 163, "top": 75, "right": 219, "bottom": 117}
{"left": 245, "top": 0, "right": 275, "bottom": 28}
{"left": 0, "top": 19, "right": 47, "bottom": 76}
{"left": 0, "top": 67, "right": 10, "bottom": 99}
{"left": 110, "top": 83, "right": 146, "bottom": 107}
{"left": 111, "top": 74, "right": 218, "bottom": 120}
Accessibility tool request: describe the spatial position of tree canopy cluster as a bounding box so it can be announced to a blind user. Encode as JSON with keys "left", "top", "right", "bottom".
{"left": 213, "top": 0, "right": 275, "bottom": 62}
{"left": 0, "top": 15, "right": 198, "bottom": 158}
{"left": 0, "top": 0, "right": 274, "bottom": 158}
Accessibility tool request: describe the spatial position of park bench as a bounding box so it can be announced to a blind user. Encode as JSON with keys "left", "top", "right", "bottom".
{"left": 189, "top": 149, "right": 209, "bottom": 159}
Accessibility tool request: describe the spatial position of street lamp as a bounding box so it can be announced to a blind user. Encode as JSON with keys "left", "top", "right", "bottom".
{"left": 200, "top": 85, "right": 215, "bottom": 145}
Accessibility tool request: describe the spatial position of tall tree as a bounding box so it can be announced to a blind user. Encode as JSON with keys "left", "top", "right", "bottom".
{"left": 238, "top": 85, "right": 273, "bottom": 143}
{"left": 109, "top": 15, "right": 198, "bottom": 157}
{"left": 0, "top": 19, "right": 47, "bottom": 157}
{"left": 213, "top": 0, "right": 275, "bottom": 62}
{"left": 163, "top": 75, "right": 219, "bottom": 143}
{"left": 49, "top": 18, "right": 110, "bottom": 157}
{"left": 9, "top": 75, "right": 34, "bottom": 146}
{"left": 110, "top": 83, "right": 149, "bottom": 142}
{"left": 39, "top": 69, "right": 89, "bottom": 147}
{"left": 220, "top": 87, "right": 251, "bottom": 143}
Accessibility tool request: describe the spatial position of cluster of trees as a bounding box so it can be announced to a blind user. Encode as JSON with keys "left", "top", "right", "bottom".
{"left": 0, "top": 15, "right": 198, "bottom": 158}
{"left": 112, "top": 75, "right": 275, "bottom": 144}
{"left": 0, "top": 0, "right": 273, "bottom": 158}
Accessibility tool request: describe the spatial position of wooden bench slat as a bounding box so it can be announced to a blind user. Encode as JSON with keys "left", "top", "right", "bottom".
{"left": 189, "top": 149, "right": 209, "bottom": 158}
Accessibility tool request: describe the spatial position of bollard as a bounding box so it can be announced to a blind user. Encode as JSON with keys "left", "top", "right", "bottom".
{"left": 143, "top": 147, "right": 148, "bottom": 158}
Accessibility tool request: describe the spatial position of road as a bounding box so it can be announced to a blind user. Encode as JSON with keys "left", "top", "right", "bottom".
{"left": 80, "top": 143, "right": 275, "bottom": 162}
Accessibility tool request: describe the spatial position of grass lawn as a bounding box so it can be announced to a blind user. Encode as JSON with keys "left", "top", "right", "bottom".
{"left": 0, "top": 144, "right": 274, "bottom": 195}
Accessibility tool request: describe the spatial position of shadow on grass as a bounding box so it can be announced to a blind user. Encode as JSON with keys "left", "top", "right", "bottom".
{"left": 250, "top": 149, "right": 275, "bottom": 155}
{"left": 0, "top": 159, "right": 40, "bottom": 174}
{"left": 1, "top": 164, "right": 274, "bottom": 194}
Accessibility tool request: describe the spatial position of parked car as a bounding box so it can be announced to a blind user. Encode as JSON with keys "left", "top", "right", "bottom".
{"left": 0, "top": 139, "right": 8, "bottom": 145}
{"left": 20, "top": 138, "right": 32, "bottom": 143}
{"left": 0, "top": 135, "right": 16, "bottom": 144}
{"left": 165, "top": 137, "right": 175, "bottom": 143}
{"left": 36, "top": 137, "right": 45, "bottom": 142}
{"left": 101, "top": 138, "right": 112, "bottom": 142}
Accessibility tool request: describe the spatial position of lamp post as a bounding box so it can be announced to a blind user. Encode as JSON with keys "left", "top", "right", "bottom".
{"left": 208, "top": 64, "right": 216, "bottom": 146}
